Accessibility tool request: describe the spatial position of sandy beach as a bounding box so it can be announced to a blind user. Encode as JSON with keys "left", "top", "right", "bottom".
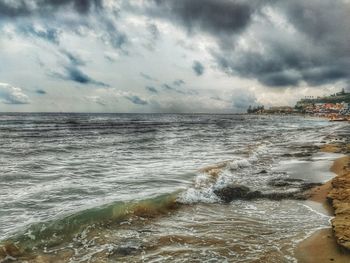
{"left": 296, "top": 144, "right": 350, "bottom": 262}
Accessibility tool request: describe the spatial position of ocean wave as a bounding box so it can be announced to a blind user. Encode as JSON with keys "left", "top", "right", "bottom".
{"left": 0, "top": 133, "right": 333, "bottom": 262}
{"left": 178, "top": 156, "right": 254, "bottom": 204}
{"left": 0, "top": 193, "right": 180, "bottom": 259}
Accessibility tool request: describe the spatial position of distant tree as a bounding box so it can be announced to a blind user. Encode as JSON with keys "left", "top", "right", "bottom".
{"left": 247, "top": 105, "right": 265, "bottom": 114}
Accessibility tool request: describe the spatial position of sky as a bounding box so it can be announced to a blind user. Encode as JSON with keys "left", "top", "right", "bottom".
{"left": 0, "top": 0, "right": 349, "bottom": 113}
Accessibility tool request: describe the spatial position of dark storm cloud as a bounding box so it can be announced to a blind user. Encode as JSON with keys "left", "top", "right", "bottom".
{"left": 214, "top": 50, "right": 302, "bottom": 87}
{"left": 125, "top": 95, "right": 148, "bottom": 105}
{"left": 192, "top": 61, "right": 204, "bottom": 76}
{"left": 0, "top": 1, "right": 30, "bottom": 18}
{"left": 211, "top": 0, "right": 350, "bottom": 87}
{"left": 3, "top": 0, "right": 350, "bottom": 90}
{"left": 41, "top": 0, "right": 103, "bottom": 14}
{"left": 145, "top": 86, "right": 158, "bottom": 93}
{"left": 142, "top": 0, "right": 350, "bottom": 88}
{"left": 0, "top": 0, "right": 102, "bottom": 18}
{"left": 149, "top": 0, "right": 254, "bottom": 36}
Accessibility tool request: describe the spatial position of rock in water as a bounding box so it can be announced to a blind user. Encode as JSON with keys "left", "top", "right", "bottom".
{"left": 213, "top": 183, "right": 311, "bottom": 202}
{"left": 214, "top": 185, "right": 251, "bottom": 203}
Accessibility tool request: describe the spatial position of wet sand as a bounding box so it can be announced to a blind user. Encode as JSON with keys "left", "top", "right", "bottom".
{"left": 295, "top": 228, "right": 350, "bottom": 263}
{"left": 296, "top": 145, "right": 350, "bottom": 262}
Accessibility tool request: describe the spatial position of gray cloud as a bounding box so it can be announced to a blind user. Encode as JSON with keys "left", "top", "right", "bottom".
{"left": 0, "top": 0, "right": 102, "bottom": 18}
{"left": 61, "top": 50, "right": 86, "bottom": 66}
{"left": 2, "top": 0, "right": 350, "bottom": 101}
{"left": 231, "top": 89, "right": 257, "bottom": 111}
{"left": 148, "top": 0, "right": 254, "bottom": 36}
{"left": 125, "top": 95, "right": 148, "bottom": 105}
{"left": 50, "top": 50, "right": 108, "bottom": 87}
{"left": 86, "top": 95, "right": 106, "bottom": 106}
{"left": 53, "top": 65, "right": 109, "bottom": 87}
{"left": 173, "top": 79, "right": 185, "bottom": 86}
{"left": 145, "top": 22, "right": 160, "bottom": 50}
{"left": 192, "top": 61, "right": 204, "bottom": 76}
{"left": 18, "top": 24, "right": 60, "bottom": 44}
{"left": 161, "top": 82, "right": 197, "bottom": 95}
{"left": 140, "top": 72, "right": 157, "bottom": 82}
{"left": 161, "top": 84, "right": 173, "bottom": 90}
{"left": 0, "top": 83, "right": 30, "bottom": 104}
{"left": 36, "top": 89, "right": 47, "bottom": 95}
{"left": 104, "top": 55, "right": 116, "bottom": 63}
{"left": 141, "top": 0, "right": 350, "bottom": 88}
{"left": 42, "top": 0, "right": 103, "bottom": 14}
{"left": 0, "top": 1, "right": 30, "bottom": 18}
{"left": 147, "top": 23, "right": 160, "bottom": 39}
{"left": 0, "top": 1, "right": 129, "bottom": 53}
{"left": 145, "top": 86, "right": 158, "bottom": 93}
{"left": 100, "top": 16, "right": 128, "bottom": 51}
{"left": 212, "top": 0, "right": 350, "bottom": 87}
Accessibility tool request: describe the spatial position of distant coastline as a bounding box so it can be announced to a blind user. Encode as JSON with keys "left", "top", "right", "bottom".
{"left": 247, "top": 89, "right": 350, "bottom": 121}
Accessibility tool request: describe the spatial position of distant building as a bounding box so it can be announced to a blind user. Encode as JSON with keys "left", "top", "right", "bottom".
{"left": 295, "top": 89, "right": 350, "bottom": 114}
{"left": 268, "top": 106, "right": 294, "bottom": 114}
{"left": 246, "top": 89, "right": 350, "bottom": 117}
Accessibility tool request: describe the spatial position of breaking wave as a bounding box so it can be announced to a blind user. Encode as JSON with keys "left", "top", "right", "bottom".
{"left": 0, "top": 193, "right": 180, "bottom": 258}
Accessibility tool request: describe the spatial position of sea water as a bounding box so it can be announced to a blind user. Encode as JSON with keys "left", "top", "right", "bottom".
{"left": 0, "top": 113, "right": 347, "bottom": 262}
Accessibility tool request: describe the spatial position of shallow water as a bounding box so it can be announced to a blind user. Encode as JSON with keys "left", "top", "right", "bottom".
{"left": 0, "top": 113, "right": 347, "bottom": 262}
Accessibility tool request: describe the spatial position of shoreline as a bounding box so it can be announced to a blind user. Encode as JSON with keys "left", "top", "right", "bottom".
{"left": 295, "top": 145, "right": 350, "bottom": 262}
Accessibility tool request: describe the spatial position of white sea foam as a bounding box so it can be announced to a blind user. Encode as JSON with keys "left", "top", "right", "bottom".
{"left": 178, "top": 187, "right": 220, "bottom": 204}
{"left": 227, "top": 158, "right": 250, "bottom": 170}
{"left": 178, "top": 157, "right": 253, "bottom": 204}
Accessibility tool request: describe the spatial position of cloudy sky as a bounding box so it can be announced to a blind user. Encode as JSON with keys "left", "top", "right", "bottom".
{"left": 0, "top": 0, "right": 349, "bottom": 113}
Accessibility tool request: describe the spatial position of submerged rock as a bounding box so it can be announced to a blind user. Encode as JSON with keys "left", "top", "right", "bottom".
{"left": 268, "top": 178, "right": 304, "bottom": 187}
{"left": 268, "top": 178, "right": 322, "bottom": 192}
{"left": 213, "top": 179, "right": 318, "bottom": 203}
{"left": 110, "top": 246, "right": 139, "bottom": 256}
{"left": 108, "top": 242, "right": 143, "bottom": 257}
{"left": 245, "top": 190, "right": 263, "bottom": 200}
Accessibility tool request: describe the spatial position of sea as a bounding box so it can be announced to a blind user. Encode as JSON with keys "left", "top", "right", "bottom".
{"left": 0, "top": 113, "right": 348, "bottom": 262}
